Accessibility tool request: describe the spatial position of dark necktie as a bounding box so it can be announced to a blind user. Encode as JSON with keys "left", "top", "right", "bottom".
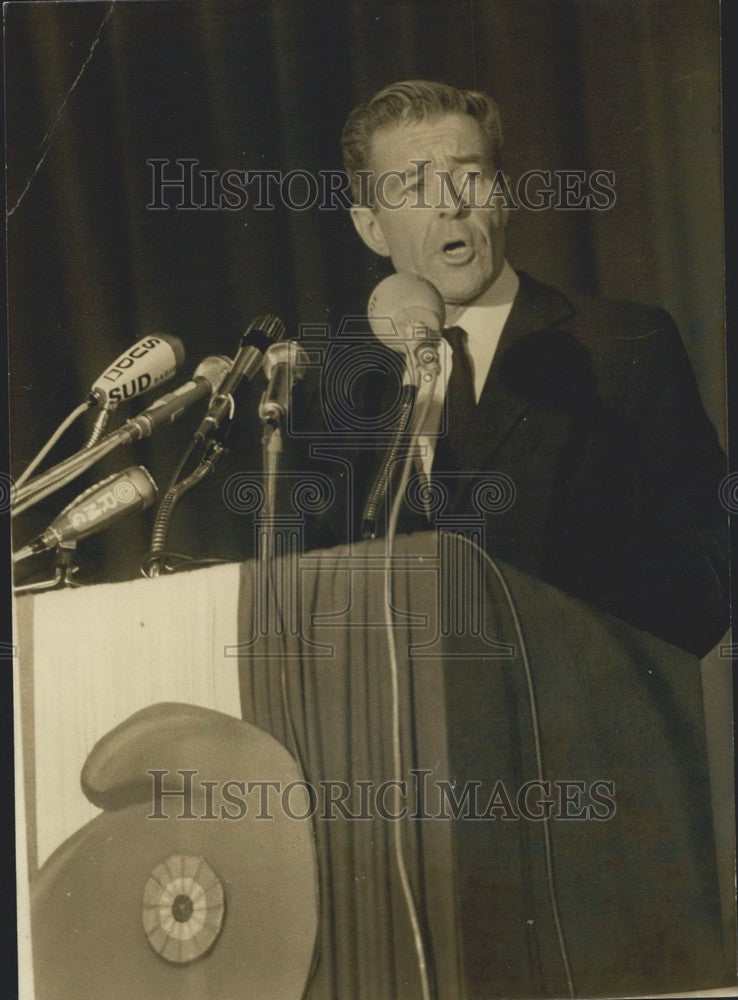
{"left": 432, "top": 325, "right": 477, "bottom": 474}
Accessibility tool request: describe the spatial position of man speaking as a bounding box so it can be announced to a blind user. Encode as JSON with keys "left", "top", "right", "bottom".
{"left": 338, "top": 79, "right": 728, "bottom": 657}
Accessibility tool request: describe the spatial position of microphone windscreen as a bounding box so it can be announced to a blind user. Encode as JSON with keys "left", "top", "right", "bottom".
{"left": 367, "top": 273, "right": 446, "bottom": 351}
{"left": 262, "top": 341, "right": 309, "bottom": 381}
{"left": 158, "top": 333, "right": 186, "bottom": 368}
{"left": 192, "top": 355, "right": 232, "bottom": 393}
{"left": 90, "top": 333, "right": 185, "bottom": 408}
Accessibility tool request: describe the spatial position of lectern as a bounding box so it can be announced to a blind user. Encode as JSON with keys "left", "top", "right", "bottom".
{"left": 17, "top": 532, "right": 728, "bottom": 999}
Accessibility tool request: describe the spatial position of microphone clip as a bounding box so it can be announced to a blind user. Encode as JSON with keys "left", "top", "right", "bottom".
{"left": 13, "top": 541, "right": 84, "bottom": 594}
{"left": 195, "top": 391, "right": 236, "bottom": 442}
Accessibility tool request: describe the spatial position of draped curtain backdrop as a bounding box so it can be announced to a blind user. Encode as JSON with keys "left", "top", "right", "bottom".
{"left": 6, "top": 0, "right": 725, "bottom": 580}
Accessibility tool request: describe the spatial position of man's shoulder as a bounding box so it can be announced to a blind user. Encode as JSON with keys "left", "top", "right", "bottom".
{"left": 515, "top": 271, "right": 689, "bottom": 398}
{"left": 518, "top": 270, "right": 677, "bottom": 346}
{"left": 512, "top": 271, "right": 694, "bottom": 408}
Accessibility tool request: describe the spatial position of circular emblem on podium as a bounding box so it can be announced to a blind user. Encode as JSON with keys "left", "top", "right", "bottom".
{"left": 142, "top": 854, "right": 225, "bottom": 964}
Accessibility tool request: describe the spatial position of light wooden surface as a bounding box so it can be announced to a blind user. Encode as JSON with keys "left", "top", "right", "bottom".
{"left": 18, "top": 562, "right": 243, "bottom": 871}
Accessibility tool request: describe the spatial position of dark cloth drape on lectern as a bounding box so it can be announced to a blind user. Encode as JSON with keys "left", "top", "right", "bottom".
{"left": 237, "top": 532, "right": 725, "bottom": 999}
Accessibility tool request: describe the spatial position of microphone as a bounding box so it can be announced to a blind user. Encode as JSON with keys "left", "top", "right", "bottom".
{"left": 13, "top": 466, "right": 158, "bottom": 561}
{"left": 89, "top": 334, "right": 185, "bottom": 409}
{"left": 14, "top": 333, "right": 186, "bottom": 485}
{"left": 367, "top": 273, "right": 445, "bottom": 385}
{"left": 360, "top": 274, "right": 445, "bottom": 538}
{"left": 12, "top": 356, "right": 231, "bottom": 515}
{"left": 120, "top": 354, "right": 232, "bottom": 441}
{"left": 194, "top": 314, "right": 286, "bottom": 441}
{"left": 259, "top": 341, "right": 309, "bottom": 427}
{"left": 84, "top": 334, "right": 186, "bottom": 448}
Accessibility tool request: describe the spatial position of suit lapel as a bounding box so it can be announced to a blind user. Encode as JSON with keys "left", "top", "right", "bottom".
{"left": 463, "top": 271, "right": 576, "bottom": 472}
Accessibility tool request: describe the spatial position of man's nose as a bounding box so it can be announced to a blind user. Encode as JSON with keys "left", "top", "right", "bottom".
{"left": 436, "top": 177, "right": 470, "bottom": 218}
{"left": 438, "top": 198, "right": 468, "bottom": 220}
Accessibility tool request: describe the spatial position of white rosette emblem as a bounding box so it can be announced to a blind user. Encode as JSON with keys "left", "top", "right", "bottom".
{"left": 142, "top": 855, "right": 225, "bottom": 964}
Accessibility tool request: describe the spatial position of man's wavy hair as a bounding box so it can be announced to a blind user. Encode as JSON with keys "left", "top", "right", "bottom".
{"left": 341, "top": 79, "right": 504, "bottom": 207}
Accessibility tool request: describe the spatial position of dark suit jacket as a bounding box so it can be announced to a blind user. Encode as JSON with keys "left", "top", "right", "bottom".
{"left": 297, "top": 271, "right": 729, "bottom": 657}
{"left": 158, "top": 271, "right": 727, "bottom": 657}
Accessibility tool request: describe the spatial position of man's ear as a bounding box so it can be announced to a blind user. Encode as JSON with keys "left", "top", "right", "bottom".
{"left": 350, "top": 206, "right": 391, "bottom": 257}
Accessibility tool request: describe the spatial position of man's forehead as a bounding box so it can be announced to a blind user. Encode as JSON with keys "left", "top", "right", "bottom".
{"left": 368, "top": 113, "right": 490, "bottom": 168}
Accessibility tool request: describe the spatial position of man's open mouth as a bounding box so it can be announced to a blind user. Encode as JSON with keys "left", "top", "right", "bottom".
{"left": 442, "top": 240, "right": 473, "bottom": 262}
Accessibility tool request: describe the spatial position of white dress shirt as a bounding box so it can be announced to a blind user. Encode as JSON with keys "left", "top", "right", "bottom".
{"left": 416, "top": 260, "right": 520, "bottom": 478}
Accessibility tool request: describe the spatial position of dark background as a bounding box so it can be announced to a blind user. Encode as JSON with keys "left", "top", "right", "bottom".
{"left": 5, "top": 0, "right": 726, "bottom": 579}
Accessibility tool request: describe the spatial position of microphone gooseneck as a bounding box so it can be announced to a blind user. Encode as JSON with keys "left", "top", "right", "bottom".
{"left": 145, "top": 316, "right": 286, "bottom": 576}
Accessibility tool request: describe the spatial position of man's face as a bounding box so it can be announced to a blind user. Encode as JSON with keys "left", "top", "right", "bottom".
{"left": 351, "top": 113, "right": 508, "bottom": 319}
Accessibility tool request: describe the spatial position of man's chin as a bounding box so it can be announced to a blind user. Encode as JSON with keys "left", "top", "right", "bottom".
{"left": 432, "top": 273, "right": 495, "bottom": 310}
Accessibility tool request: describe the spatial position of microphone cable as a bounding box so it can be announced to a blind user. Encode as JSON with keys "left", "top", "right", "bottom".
{"left": 457, "top": 533, "right": 576, "bottom": 999}
{"left": 84, "top": 408, "right": 111, "bottom": 449}
{"left": 14, "top": 401, "right": 90, "bottom": 489}
{"left": 382, "top": 384, "right": 437, "bottom": 1000}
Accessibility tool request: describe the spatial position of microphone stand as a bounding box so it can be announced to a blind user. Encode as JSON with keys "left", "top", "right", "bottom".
{"left": 361, "top": 385, "right": 416, "bottom": 539}
{"left": 13, "top": 433, "right": 123, "bottom": 516}
{"left": 259, "top": 422, "right": 282, "bottom": 604}
{"left": 13, "top": 542, "right": 83, "bottom": 594}
{"left": 361, "top": 339, "right": 441, "bottom": 539}
{"left": 142, "top": 356, "right": 270, "bottom": 577}
{"left": 261, "top": 423, "right": 283, "bottom": 527}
